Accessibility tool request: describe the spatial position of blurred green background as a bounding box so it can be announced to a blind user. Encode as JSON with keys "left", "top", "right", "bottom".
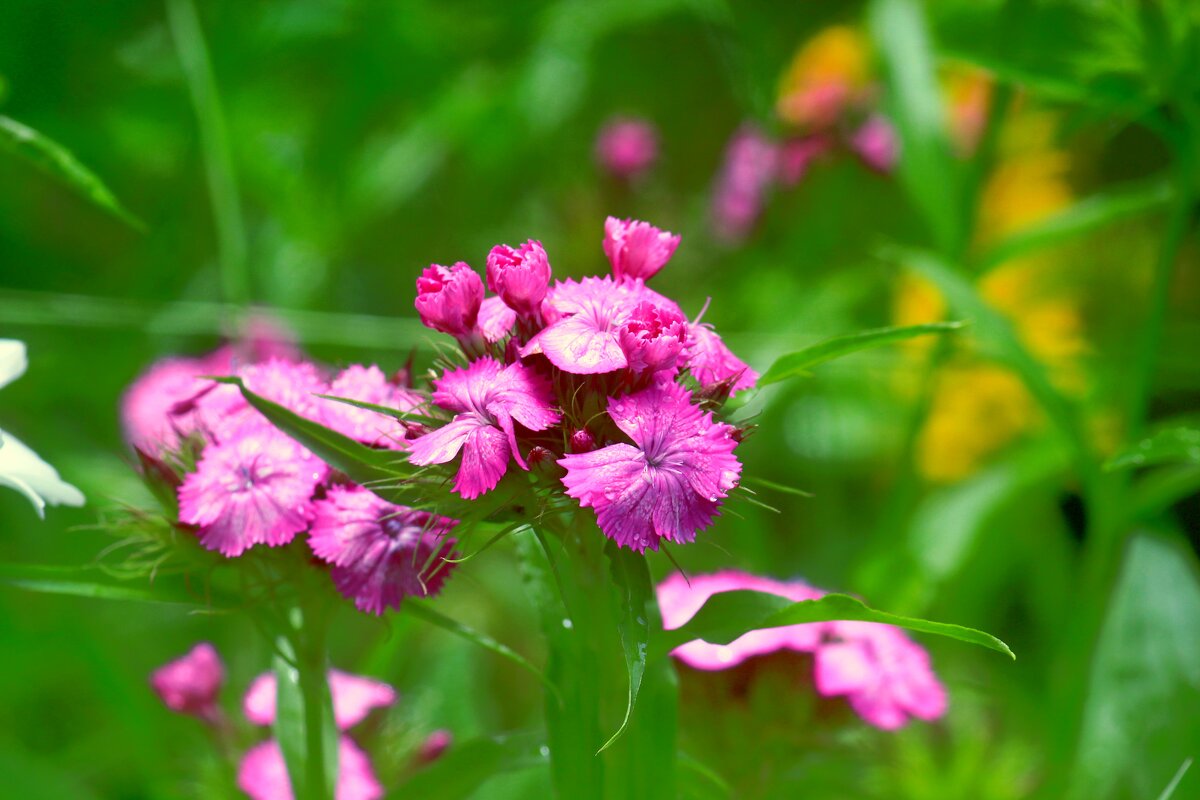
{"left": 2, "top": 0, "right": 1199, "bottom": 798}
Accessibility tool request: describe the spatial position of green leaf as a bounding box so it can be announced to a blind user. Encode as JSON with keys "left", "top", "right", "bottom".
{"left": 272, "top": 638, "right": 339, "bottom": 800}
{"left": 757, "top": 321, "right": 965, "bottom": 387}
{"left": 386, "top": 730, "right": 548, "bottom": 799}
{"left": 0, "top": 115, "right": 144, "bottom": 229}
{"left": 1157, "top": 759, "right": 1193, "bottom": 800}
{"left": 658, "top": 590, "right": 1013, "bottom": 659}
{"left": 599, "top": 543, "right": 652, "bottom": 753}
{"left": 315, "top": 393, "right": 441, "bottom": 427}
{"left": 1070, "top": 533, "right": 1200, "bottom": 800}
{"left": 1105, "top": 427, "right": 1200, "bottom": 471}
{"left": 0, "top": 563, "right": 222, "bottom": 607}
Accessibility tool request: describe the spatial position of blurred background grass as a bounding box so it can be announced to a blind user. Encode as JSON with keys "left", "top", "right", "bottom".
{"left": 1, "top": 0, "right": 1199, "bottom": 798}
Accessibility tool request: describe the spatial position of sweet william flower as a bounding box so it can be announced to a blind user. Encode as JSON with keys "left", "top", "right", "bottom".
{"left": 244, "top": 668, "right": 397, "bottom": 730}
{"left": 603, "top": 217, "right": 680, "bottom": 282}
{"left": 309, "top": 485, "right": 458, "bottom": 615}
{"left": 195, "top": 358, "right": 330, "bottom": 442}
{"left": 852, "top": 114, "right": 899, "bottom": 174}
{"left": 618, "top": 301, "right": 689, "bottom": 375}
{"left": 238, "top": 738, "right": 382, "bottom": 800}
{"left": 408, "top": 358, "right": 560, "bottom": 498}
{"left": 150, "top": 642, "right": 225, "bottom": 720}
{"left": 415, "top": 262, "right": 484, "bottom": 337}
{"left": 687, "top": 323, "right": 758, "bottom": 393}
{"left": 560, "top": 381, "right": 741, "bottom": 551}
{"left": 595, "top": 117, "right": 658, "bottom": 180}
{"left": 486, "top": 240, "right": 552, "bottom": 316}
{"left": 476, "top": 296, "right": 517, "bottom": 344}
{"left": 321, "top": 364, "right": 423, "bottom": 449}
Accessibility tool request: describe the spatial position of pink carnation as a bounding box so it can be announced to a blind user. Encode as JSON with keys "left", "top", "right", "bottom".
{"left": 486, "top": 240, "right": 552, "bottom": 316}
{"left": 687, "top": 323, "right": 757, "bottom": 393}
{"left": 414, "top": 262, "right": 484, "bottom": 337}
{"left": 408, "top": 358, "right": 560, "bottom": 498}
{"left": 243, "top": 668, "right": 397, "bottom": 730}
{"left": 618, "top": 301, "right": 689, "bottom": 375}
{"left": 602, "top": 217, "right": 680, "bottom": 282}
{"left": 309, "top": 485, "right": 458, "bottom": 615}
{"left": 475, "top": 296, "right": 517, "bottom": 344}
{"left": 559, "top": 382, "right": 741, "bottom": 551}
{"left": 195, "top": 358, "right": 330, "bottom": 441}
{"left": 815, "top": 620, "right": 947, "bottom": 730}
{"left": 177, "top": 426, "right": 325, "bottom": 557}
{"left": 322, "top": 364, "right": 422, "bottom": 449}
{"left": 121, "top": 356, "right": 216, "bottom": 451}
{"left": 851, "top": 114, "right": 899, "bottom": 174}
{"left": 150, "top": 642, "right": 225, "bottom": 719}
{"left": 595, "top": 117, "right": 658, "bottom": 180}
{"left": 711, "top": 125, "right": 779, "bottom": 242}
{"left": 238, "top": 737, "right": 382, "bottom": 800}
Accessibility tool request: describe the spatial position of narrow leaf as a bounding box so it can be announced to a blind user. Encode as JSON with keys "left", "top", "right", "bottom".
{"left": 272, "top": 639, "right": 338, "bottom": 800}
{"left": 1105, "top": 427, "right": 1200, "bottom": 472}
{"left": 758, "top": 321, "right": 965, "bottom": 387}
{"left": 599, "top": 543, "right": 652, "bottom": 752}
{"left": 386, "top": 730, "right": 548, "bottom": 799}
{"left": 315, "top": 393, "right": 441, "bottom": 426}
{"left": 1157, "top": 759, "right": 1193, "bottom": 800}
{"left": 0, "top": 115, "right": 144, "bottom": 229}
{"left": 0, "top": 563, "right": 220, "bottom": 607}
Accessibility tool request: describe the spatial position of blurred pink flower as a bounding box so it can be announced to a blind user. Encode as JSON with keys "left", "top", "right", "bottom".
{"left": 851, "top": 114, "right": 899, "bottom": 174}
{"left": 196, "top": 358, "right": 330, "bottom": 442}
{"left": 308, "top": 485, "right": 458, "bottom": 615}
{"left": 414, "top": 262, "right": 484, "bottom": 337}
{"left": 150, "top": 642, "right": 225, "bottom": 720}
{"left": 595, "top": 116, "right": 658, "bottom": 180}
{"left": 777, "top": 134, "right": 834, "bottom": 187}
{"left": 238, "top": 737, "right": 382, "bottom": 800}
{"left": 321, "top": 364, "right": 422, "bottom": 449}
{"left": 686, "top": 323, "right": 757, "bottom": 393}
{"left": 243, "top": 668, "right": 397, "bottom": 730}
{"left": 417, "top": 729, "right": 453, "bottom": 764}
{"left": 560, "top": 382, "right": 741, "bottom": 551}
{"left": 602, "top": 217, "right": 680, "bottom": 282}
{"left": 618, "top": 301, "right": 689, "bottom": 375}
{"left": 487, "top": 240, "right": 552, "bottom": 316}
{"left": 711, "top": 125, "right": 780, "bottom": 242}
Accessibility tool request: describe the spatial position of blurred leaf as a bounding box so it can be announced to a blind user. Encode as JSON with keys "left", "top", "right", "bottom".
{"left": 1157, "top": 759, "right": 1193, "bottom": 800}
{"left": 272, "top": 636, "right": 339, "bottom": 800}
{"left": 0, "top": 563, "right": 222, "bottom": 607}
{"left": 657, "top": 590, "right": 1013, "bottom": 658}
{"left": 600, "top": 543, "right": 651, "bottom": 753}
{"left": 1070, "top": 532, "right": 1200, "bottom": 800}
{"left": 387, "top": 730, "right": 548, "bottom": 799}
{"left": 1105, "top": 427, "right": 1200, "bottom": 471}
{"left": 757, "top": 321, "right": 965, "bottom": 387}
{"left": 1131, "top": 465, "right": 1200, "bottom": 520}
{"left": 0, "top": 115, "right": 143, "bottom": 229}
{"left": 869, "top": 0, "right": 962, "bottom": 253}
{"left": 678, "top": 751, "right": 730, "bottom": 800}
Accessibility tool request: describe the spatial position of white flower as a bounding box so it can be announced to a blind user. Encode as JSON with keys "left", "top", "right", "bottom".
{"left": 0, "top": 340, "right": 84, "bottom": 517}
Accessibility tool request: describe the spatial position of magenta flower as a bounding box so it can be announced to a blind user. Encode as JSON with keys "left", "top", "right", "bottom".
{"left": 711, "top": 125, "right": 780, "bottom": 242}
{"left": 121, "top": 356, "right": 218, "bottom": 451}
{"left": 321, "top": 364, "right": 422, "bottom": 449}
{"left": 414, "top": 262, "right": 484, "bottom": 337}
{"left": 777, "top": 134, "right": 834, "bottom": 187}
{"left": 559, "top": 382, "right": 741, "bottom": 551}
{"left": 408, "top": 358, "right": 560, "bottom": 498}
{"left": 486, "top": 240, "right": 552, "bottom": 316}
{"left": 852, "top": 114, "right": 899, "bottom": 174}
{"left": 602, "top": 217, "right": 680, "bottom": 282}
{"left": 196, "top": 358, "right": 330, "bottom": 441}
{"left": 238, "top": 737, "right": 382, "bottom": 800}
{"left": 814, "top": 620, "right": 947, "bottom": 730}
{"left": 177, "top": 426, "right": 325, "bottom": 557}
{"left": 618, "top": 301, "right": 689, "bottom": 375}
{"left": 595, "top": 116, "right": 658, "bottom": 180}
{"left": 686, "top": 323, "right": 758, "bottom": 393}
{"left": 150, "top": 642, "right": 225, "bottom": 720}
{"left": 309, "top": 485, "right": 458, "bottom": 615}
{"left": 475, "top": 296, "right": 517, "bottom": 344}
{"left": 244, "top": 668, "right": 397, "bottom": 730}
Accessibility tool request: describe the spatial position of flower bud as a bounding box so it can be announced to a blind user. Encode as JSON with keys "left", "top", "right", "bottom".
{"left": 151, "top": 643, "right": 225, "bottom": 721}
{"left": 569, "top": 428, "right": 596, "bottom": 453}
{"left": 595, "top": 117, "right": 658, "bottom": 180}
{"left": 527, "top": 445, "right": 554, "bottom": 467}
{"left": 486, "top": 240, "right": 551, "bottom": 316}
{"left": 417, "top": 729, "right": 453, "bottom": 764}
{"left": 618, "top": 301, "right": 689, "bottom": 374}
{"left": 415, "top": 262, "right": 484, "bottom": 336}
{"left": 603, "top": 217, "right": 680, "bottom": 282}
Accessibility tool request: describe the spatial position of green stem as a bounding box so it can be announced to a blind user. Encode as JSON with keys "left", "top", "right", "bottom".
{"left": 272, "top": 601, "right": 337, "bottom": 800}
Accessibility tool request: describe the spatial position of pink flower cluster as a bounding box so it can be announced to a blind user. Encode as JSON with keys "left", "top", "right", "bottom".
{"left": 123, "top": 348, "right": 457, "bottom": 616}
{"left": 657, "top": 571, "right": 947, "bottom": 730}
{"left": 410, "top": 217, "right": 755, "bottom": 552}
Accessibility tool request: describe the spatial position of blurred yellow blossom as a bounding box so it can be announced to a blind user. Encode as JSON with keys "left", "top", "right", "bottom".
{"left": 776, "top": 26, "right": 872, "bottom": 129}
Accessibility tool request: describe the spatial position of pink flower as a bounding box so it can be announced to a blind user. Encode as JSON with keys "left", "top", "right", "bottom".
{"left": 657, "top": 572, "right": 825, "bottom": 670}
{"left": 711, "top": 125, "right": 779, "bottom": 242}
{"left": 851, "top": 114, "right": 899, "bottom": 174}
{"left": 244, "top": 669, "right": 397, "bottom": 730}
{"left": 475, "top": 296, "right": 517, "bottom": 343}
{"left": 195, "top": 358, "right": 330, "bottom": 441}
{"left": 238, "top": 737, "right": 382, "bottom": 800}
{"left": 321, "top": 364, "right": 422, "bottom": 449}
{"left": 309, "top": 485, "right": 458, "bottom": 615}
{"left": 602, "top": 217, "right": 680, "bottom": 282}
{"left": 417, "top": 729, "right": 453, "bottom": 764}
{"left": 687, "top": 323, "right": 757, "bottom": 393}
{"left": 777, "top": 134, "right": 834, "bottom": 186}
{"left": 177, "top": 426, "right": 325, "bottom": 557}
{"left": 595, "top": 117, "right": 658, "bottom": 180}
{"left": 121, "top": 356, "right": 216, "bottom": 451}
{"left": 414, "top": 262, "right": 484, "bottom": 337}
{"left": 150, "top": 642, "right": 225, "bottom": 719}
{"left": 815, "top": 621, "right": 947, "bottom": 730}
{"left": 520, "top": 276, "right": 679, "bottom": 375}
{"left": 486, "top": 240, "right": 552, "bottom": 316}
{"left": 408, "top": 359, "right": 560, "bottom": 498}
{"left": 618, "top": 301, "right": 689, "bottom": 375}
{"left": 559, "top": 382, "right": 741, "bottom": 551}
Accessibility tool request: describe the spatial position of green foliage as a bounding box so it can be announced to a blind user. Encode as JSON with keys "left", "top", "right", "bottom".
{"left": 387, "top": 730, "right": 548, "bottom": 799}
{"left": 1106, "top": 426, "right": 1200, "bottom": 471}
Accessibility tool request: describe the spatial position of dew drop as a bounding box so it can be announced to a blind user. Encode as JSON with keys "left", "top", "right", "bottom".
{"left": 562, "top": 618, "right": 573, "bottom": 630}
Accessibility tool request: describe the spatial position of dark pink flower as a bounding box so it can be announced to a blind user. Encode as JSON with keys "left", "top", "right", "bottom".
{"left": 687, "top": 323, "right": 757, "bottom": 393}
{"left": 814, "top": 620, "right": 947, "bottom": 730}
{"left": 657, "top": 572, "right": 825, "bottom": 670}
{"left": 777, "top": 134, "right": 834, "bottom": 186}
{"left": 244, "top": 668, "right": 397, "bottom": 730}
{"left": 177, "top": 425, "right": 325, "bottom": 557}
{"left": 711, "top": 125, "right": 780, "bottom": 242}
{"left": 521, "top": 276, "right": 679, "bottom": 375}
{"left": 595, "top": 117, "right": 658, "bottom": 180}
{"left": 618, "top": 301, "right": 689, "bottom": 375}
{"left": 308, "top": 485, "right": 458, "bottom": 615}
{"left": 851, "top": 114, "right": 899, "bottom": 174}
{"left": 486, "top": 240, "right": 552, "bottom": 316}
{"left": 321, "top": 364, "right": 422, "bottom": 449}
{"left": 195, "top": 358, "right": 330, "bottom": 442}
{"left": 121, "top": 356, "right": 216, "bottom": 451}
{"left": 414, "top": 262, "right": 484, "bottom": 337}
{"left": 150, "top": 642, "right": 225, "bottom": 719}
{"left": 408, "top": 358, "right": 560, "bottom": 498}
{"left": 602, "top": 217, "right": 680, "bottom": 282}
{"left": 238, "top": 737, "right": 382, "bottom": 800}
{"left": 475, "top": 296, "right": 517, "bottom": 344}
{"left": 559, "top": 382, "right": 741, "bottom": 551}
